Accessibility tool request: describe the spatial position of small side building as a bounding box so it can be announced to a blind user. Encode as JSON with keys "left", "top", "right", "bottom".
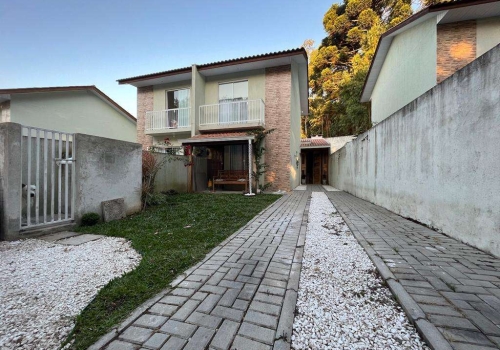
{"left": 0, "top": 85, "right": 136, "bottom": 142}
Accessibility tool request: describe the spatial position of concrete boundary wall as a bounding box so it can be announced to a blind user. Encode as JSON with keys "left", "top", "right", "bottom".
{"left": 75, "top": 134, "right": 142, "bottom": 221}
{"left": 0, "top": 124, "right": 142, "bottom": 240}
{"left": 330, "top": 44, "right": 500, "bottom": 257}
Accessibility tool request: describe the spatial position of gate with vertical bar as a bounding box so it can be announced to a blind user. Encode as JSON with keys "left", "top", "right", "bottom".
{"left": 20, "top": 126, "right": 76, "bottom": 229}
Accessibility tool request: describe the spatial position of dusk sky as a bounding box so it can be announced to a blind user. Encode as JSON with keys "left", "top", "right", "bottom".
{"left": 1, "top": 0, "right": 334, "bottom": 117}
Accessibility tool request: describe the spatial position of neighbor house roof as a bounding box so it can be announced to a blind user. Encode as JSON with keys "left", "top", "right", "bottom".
{"left": 301, "top": 137, "right": 330, "bottom": 149}
{"left": 360, "top": 0, "right": 500, "bottom": 102}
{"left": 0, "top": 85, "right": 136, "bottom": 122}
{"left": 117, "top": 48, "right": 307, "bottom": 85}
{"left": 180, "top": 132, "right": 254, "bottom": 144}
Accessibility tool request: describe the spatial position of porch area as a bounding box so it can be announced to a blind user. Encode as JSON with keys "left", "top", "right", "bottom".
{"left": 300, "top": 137, "right": 330, "bottom": 185}
{"left": 180, "top": 132, "right": 255, "bottom": 194}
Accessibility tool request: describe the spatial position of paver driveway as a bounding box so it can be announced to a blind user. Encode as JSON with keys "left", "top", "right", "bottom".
{"left": 93, "top": 190, "right": 309, "bottom": 350}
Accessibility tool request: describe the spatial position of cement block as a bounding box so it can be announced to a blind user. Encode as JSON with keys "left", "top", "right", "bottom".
{"left": 56, "top": 234, "right": 103, "bottom": 246}
{"left": 102, "top": 198, "right": 126, "bottom": 222}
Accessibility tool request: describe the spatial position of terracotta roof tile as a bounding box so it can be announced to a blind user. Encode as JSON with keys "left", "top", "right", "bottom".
{"left": 301, "top": 138, "right": 330, "bottom": 148}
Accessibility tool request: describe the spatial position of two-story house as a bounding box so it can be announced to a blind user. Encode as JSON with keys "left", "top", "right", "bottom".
{"left": 118, "top": 48, "right": 309, "bottom": 192}
{"left": 361, "top": 0, "right": 500, "bottom": 124}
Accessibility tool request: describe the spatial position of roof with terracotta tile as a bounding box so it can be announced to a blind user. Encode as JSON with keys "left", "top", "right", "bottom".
{"left": 301, "top": 137, "right": 330, "bottom": 148}
{"left": 117, "top": 48, "right": 307, "bottom": 84}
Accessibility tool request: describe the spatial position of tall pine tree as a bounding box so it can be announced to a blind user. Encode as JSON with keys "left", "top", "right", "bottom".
{"left": 306, "top": 0, "right": 412, "bottom": 137}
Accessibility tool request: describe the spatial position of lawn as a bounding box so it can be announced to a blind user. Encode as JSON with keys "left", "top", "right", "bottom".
{"left": 65, "top": 193, "right": 280, "bottom": 350}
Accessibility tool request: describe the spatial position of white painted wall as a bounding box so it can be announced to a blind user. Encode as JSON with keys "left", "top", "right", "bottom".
{"left": 10, "top": 91, "right": 136, "bottom": 142}
{"left": 371, "top": 18, "right": 437, "bottom": 124}
{"left": 0, "top": 101, "right": 10, "bottom": 123}
{"left": 477, "top": 17, "right": 500, "bottom": 57}
{"left": 331, "top": 45, "right": 500, "bottom": 257}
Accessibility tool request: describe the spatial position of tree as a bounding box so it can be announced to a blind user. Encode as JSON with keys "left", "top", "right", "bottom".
{"left": 306, "top": 0, "right": 412, "bottom": 137}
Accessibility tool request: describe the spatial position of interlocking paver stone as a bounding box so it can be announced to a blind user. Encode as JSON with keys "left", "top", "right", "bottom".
{"left": 90, "top": 191, "right": 310, "bottom": 350}
{"left": 143, "top": 333, "right": 169, "bottom": 349}
{"left": 160, "top": 320, "right": 197, "bottom": 339}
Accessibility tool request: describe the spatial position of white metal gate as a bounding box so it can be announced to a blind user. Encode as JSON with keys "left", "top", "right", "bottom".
{"left": 20, "top": 126, "right": 76, "bottom": 229}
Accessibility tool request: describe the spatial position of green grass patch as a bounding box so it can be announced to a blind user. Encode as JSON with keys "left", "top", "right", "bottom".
{"left": 65, "top": 193, "right": 280, "bottom": 349}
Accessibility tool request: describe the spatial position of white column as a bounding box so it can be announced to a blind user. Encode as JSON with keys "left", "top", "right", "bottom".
{"left": 248, "top": 139, "right": 253, "bottom": 195}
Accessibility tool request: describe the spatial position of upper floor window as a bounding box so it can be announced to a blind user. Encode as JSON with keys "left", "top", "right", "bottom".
{"left": 166, "top": 88, "right": 190, "bottom": 109}
{"left": 218, "top": 81, "right": 248, "bottom": 103}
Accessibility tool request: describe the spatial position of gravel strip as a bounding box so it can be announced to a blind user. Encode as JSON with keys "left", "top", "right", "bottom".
{"left": 0, "top": 237, "right": 141, "bottom": 350}
{"left": 292, "top": 192, "right": 430, "bottom": 350}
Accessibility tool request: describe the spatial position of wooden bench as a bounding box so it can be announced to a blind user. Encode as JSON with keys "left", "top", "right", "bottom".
{"left": 213, "top": 170, "right": 248, "bottom": 192}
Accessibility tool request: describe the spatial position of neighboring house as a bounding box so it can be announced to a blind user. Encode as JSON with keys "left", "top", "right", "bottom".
{"left": 361, "top": 0, "right": 500, "bottom": 124}
{"left": 118, "top": 48, "right": 309, "bottom": 192}
{"left": 0, "top": 86, "right": 137, "bottom": 142}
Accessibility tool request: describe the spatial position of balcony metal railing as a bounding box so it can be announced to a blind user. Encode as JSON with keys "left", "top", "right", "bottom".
{"left": 199, "top": 99, "right": 265, "bottom": 127}
{"left": 145, "top": 108, "right": 190, "bottom": 131}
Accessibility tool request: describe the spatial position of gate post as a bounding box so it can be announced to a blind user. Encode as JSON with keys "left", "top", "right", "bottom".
{"left": 0, "top": 123, "right": 23, "bottom": 240}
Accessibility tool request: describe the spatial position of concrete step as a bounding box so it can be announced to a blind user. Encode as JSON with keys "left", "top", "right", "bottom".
{"left": 19, "top": 221, "right": 77, "bottom": 238}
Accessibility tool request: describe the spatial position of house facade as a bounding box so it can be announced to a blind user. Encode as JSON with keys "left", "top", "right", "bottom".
{"left": 118, "top": 48, "right": 309, "bottom": 192}
{"left": 361, "top": 0, "right": 500, "bottom": 124}
{"left": 0, "top": 86, "right": 137, "bottom": 142}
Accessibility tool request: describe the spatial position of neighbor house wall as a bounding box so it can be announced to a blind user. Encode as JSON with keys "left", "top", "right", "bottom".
{"left": 330, "top": 45, "right": 500, "bottom": 257}
{"left": 289, "top": 61, "right": 302, "bottom": 189}
{"left": 371, "top": 18, "right": 437, "bottom": 124}
{"left": 437, "top": 20, "right": 477, "bottom": 83}
{"left": 74, "top": 134, "right": 142, "bottom": 223}
{"left": 0, "top": 101, "right": 10, "bottom": 123}
{"left": 265, "top": 65, "right": 291, "bottom": 192}
{"left": 325, "top": 136, "right": 356, "bottom": 154}
{"left": 9, "top": 91, "right": 136, "bottom": 142}
{"left": 477, "top": 17, "right": 500, "bottom": 57}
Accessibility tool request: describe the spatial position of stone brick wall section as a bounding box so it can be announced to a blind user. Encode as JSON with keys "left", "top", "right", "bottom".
{"left": 137, "top": 86, "right": 154, "bottom": 149}
{"left": 265, "top": 65, "right": 291, "bottom": 192}
{"left": 437, "top": 20, "right": 477, "bottom": 83}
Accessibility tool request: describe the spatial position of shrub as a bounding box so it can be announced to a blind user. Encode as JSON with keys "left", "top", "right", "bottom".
{"left": 81, "top": 213, "right": 100, "bottom": 226}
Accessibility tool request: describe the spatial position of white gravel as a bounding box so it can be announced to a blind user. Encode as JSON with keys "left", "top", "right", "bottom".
{"left": 292, "top": 192, "right": 430, "bottom": 350}
{"left": 0, "top": 237, "right": 141, "bottom": 350}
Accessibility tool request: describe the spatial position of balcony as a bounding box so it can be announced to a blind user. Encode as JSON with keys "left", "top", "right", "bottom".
{"left": 199, "top": 99, "right": 265, "bottom": 132}
{"left": 145, "top": 108, "right": 191, "bottom": 135}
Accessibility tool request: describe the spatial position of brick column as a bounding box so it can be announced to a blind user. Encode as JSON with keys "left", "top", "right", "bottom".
{"left": 265, "top": 65, "right": 291, "bottom": 192}
{"left": 437, "top": 20, "right": 477, "bottom": 83}
{"left": 137, "top": 86, "right": 154, "bottom": 149}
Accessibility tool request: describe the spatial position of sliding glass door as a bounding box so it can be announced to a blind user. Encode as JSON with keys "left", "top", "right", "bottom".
{"left": 218, "top": 81, "right": 248, "bottom": 124}
{"left": 166, "top": 88, "right": 190, "bottom": 128}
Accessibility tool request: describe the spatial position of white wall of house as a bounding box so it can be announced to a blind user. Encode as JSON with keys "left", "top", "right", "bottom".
{"left": 10, "top": 91, "right": 136, "bottom": 142}
{"left": 371, "top": 18, "right": 437, "bottom": 124}
{"left": 330, "top": 45, "right": 500, "bottom": 257}
{"left": 477, "top": 16, "right": 500, "bottom": 57}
